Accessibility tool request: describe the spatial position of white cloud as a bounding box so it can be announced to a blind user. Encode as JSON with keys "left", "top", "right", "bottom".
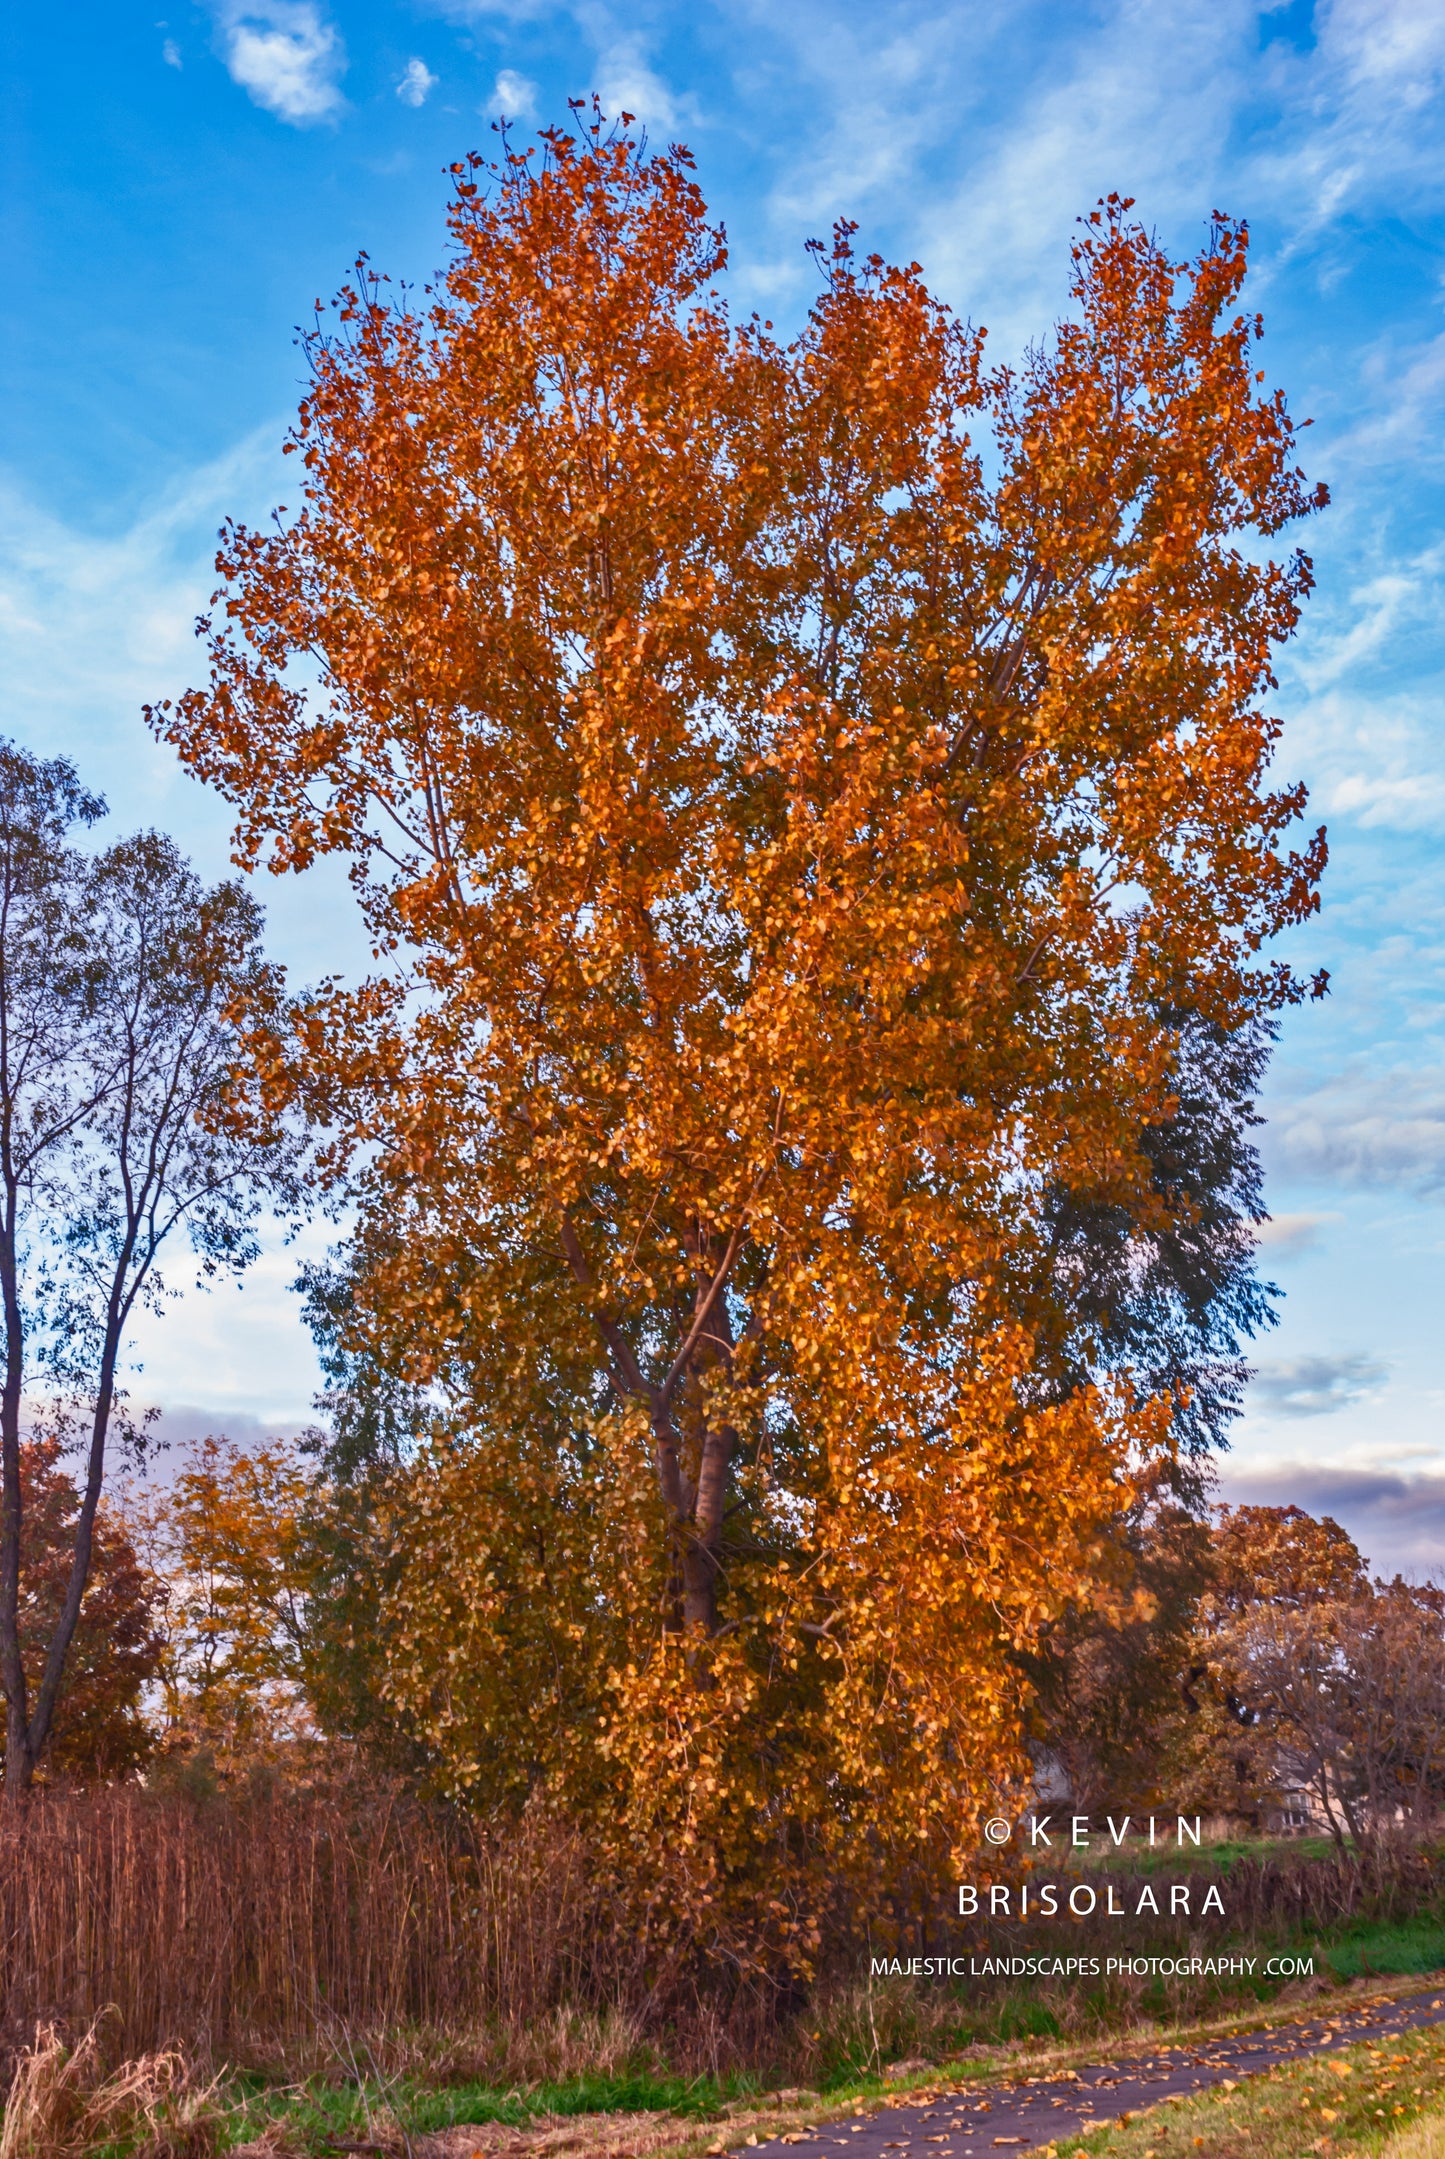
{"left": 1246, "top": 0, "right": 1445, "bottom": 244}
{"left": 0, "top": 434, "right": 280, "bottom": 781}
{"left": 162, "top": 36, "right": 182, "bottom": 68}
{"left": 120, "top": 1213, "right": 331, "bottom": 1430}
{"left": 218, "top": 2, "right": 346, "bottom": 126}
{"left": 725, "top": 0, "right": 1445, "bottom": 344}
{"left": 397, "top": 57, "right": 438, "bottom": 107}
{"left": 920, "top": 0, "right": 1249, "bottom": 339}
{"left": 1329, "top": 334, "right": 1445, "bottom": 475}
{"left": 1276, "top": 545, "right": 1445, "bottom": 840}
{"left": 491, "top": 67, "right": 538, "bottom": 117}
{"left": 1249, "top": 1352, "right": 1388, "bottom": 1418}
{"left": 1266, "top": 1069, "right": 1445, "bottom": 1194}
{"left": 596, "top": 42, "right": 684, "bottom": 131}
{"left": 1317, "top": 0, "right": 1445, "bottom": 106}
{"left": 738, "top": 0, "right": 1011, "bottom": 281}
{"left": 1330, "top": 769, "right": 1445, "bottom": 832}
{"left": 1300, "top": 571, "right": 1424, "bottom": 688}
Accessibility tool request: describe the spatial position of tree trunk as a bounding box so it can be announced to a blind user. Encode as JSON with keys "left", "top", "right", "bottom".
{"left": 0, "top": 1193, "right": 32, "bottom": 1797}
{"left": 24, "top": 1287, "right": 128, "bottom": 1773}
{"left": 681, "top": 1418, "right": 733, "bottom": 1635}
{"left": 681, "top": 1525, "right": 719, "bottom": 1635}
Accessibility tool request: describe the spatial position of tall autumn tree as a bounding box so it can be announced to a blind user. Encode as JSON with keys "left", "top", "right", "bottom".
{"left": 151, "top": 118, "right": 1326, "bottom": 1948}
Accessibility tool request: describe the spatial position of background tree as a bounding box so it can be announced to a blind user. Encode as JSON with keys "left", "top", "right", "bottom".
{"left": 135, "top": 1434, "right": 318, "bottom": 1772}
{"left": 1024, "top": 1473, "right": 1215, "bottom": 1815}
{"left": 0, "top": 743, "right": 300, "bottom": 1791}
{"left": 1027, "top": 1500, "right": 1370, "bottom": 1821}
{"left": 1041, "top": 1009, "right": 1279, "bottom": 1486}
{"left": 1208, "top": 1500, "right": 1368, "bottom": 1612}
{"left": 1217, "top": 1581, "right": 1445, "bottom": 1849}
{"left": 1164, "top": 1503, "right": 1368, "bottom": 1821}
{"left": 150, "top": 121, "right": 1327, "bottom": 1956}
{"left": 15, "top": 1437, "right": 163, "bottom": 1782}
{"left": 284, "top": 1262, "right": 437, "bottom": 1768}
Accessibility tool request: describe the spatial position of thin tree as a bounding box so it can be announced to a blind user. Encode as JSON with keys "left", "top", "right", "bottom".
{"left": 0, "top": 744, "right": 298, "bottom": 1791}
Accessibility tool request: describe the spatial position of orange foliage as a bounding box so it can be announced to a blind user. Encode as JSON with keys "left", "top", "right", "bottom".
{"left": 132, "top": 1436, "right": 318, "bottom": 1771}
{"left": 5, "top": 1442, "right": 163, "bottom": 1784}
{"left": 1211, "top": 1501, "right": 1368, "bottom": 1615}
{"left": 150, "top": 118, "right": 1326, "bottom": 1959}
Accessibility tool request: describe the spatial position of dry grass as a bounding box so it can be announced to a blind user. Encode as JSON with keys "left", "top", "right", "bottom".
{"left": 0, "top": 2018, "right": 226, "bottom": 2158}
{"left": 1384, "top": 2109, "right": 1445, "bottom": 2159}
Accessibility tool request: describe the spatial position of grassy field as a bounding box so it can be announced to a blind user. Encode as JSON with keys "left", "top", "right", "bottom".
{"left": 1087, "top": 1839, "right": 1343, "bottom": 1876}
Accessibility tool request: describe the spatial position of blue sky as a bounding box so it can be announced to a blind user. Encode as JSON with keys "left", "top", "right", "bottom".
{"left": 4, "top": 0, "right": 1444, "bottom": 1572}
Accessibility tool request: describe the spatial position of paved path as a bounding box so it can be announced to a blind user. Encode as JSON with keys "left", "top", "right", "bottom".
{"left": 732, "top": 1987, "right": 1445, "bottom": 2158}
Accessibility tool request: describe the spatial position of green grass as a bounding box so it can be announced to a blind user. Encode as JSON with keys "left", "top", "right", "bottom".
{"left": 213, "top": 2063, "right": 760, "bottom": 2150}
{"left": 1087, "top": 1835, "right": 1343, "bottom": 1875}
{"left": 406, "top": 2068, "right": 749, "bottom": 2127}
{"left": 1326, "top": 1916, "right": 1445, "bottom": 1984}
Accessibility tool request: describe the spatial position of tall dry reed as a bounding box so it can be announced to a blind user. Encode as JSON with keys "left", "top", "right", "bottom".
{"left": 2, "top": 1786, "right": 1438, "bottom": 2086}
{"left": 0, "top": 1782, "right": 637, "bottom": 2069}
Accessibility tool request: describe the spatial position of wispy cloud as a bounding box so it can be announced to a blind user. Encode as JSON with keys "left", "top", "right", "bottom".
{"left": 917, "top": 0, "right": 1250, "bottom": 340}
{"left": 490, "top": 67, "right": 538, "bottom": 118}
{"left": 422, "top": 0, "right": 556, "bottom": 21}
{"left": 1330, "top": 768, "right": 1445, "bottom": 833}
{"left": 1249, "top": 1353, "right": 1389, "bottom": 1418}
{"left": 1286, "top": 673, "right": 1445, "bottom": 839}
{"left": 397, "top": 57, "right": 438, "bottom": 108}
{"left": 162, "top": 37, "right": 182, "bottom": 68}
{"left": 217, "top": 2, "right": 346, "bottom": 126}
{"left": 714, "top": 0, "right": 1445, "bottom": 345}
{"left": 0, "top": 433, "right": 285, "bottom": 821}
{"left": 1244, "top": 1, "right": 1445, "bottom": 244}
{"left": 0, "top": 443, "right": 374, "bottom": 983}
{"left": 730, "top": 0, "right": 1012, "bottom": 292}
{"left": 1327, "top": 334, "right": 1445, "bottom": 476}
{"left": 595, "top": 41, "right": 688, "bottom": 131}
{"left": 1256, "top": 1212, "right": 1339, "bottom": 1255}
{"left": 1317, "top": 0, "right": 1445, "bottom": 110}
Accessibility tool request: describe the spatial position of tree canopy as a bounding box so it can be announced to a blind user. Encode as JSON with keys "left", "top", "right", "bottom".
{"left": 151, "top": 117, "right": 1327, "bottom": 1960}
